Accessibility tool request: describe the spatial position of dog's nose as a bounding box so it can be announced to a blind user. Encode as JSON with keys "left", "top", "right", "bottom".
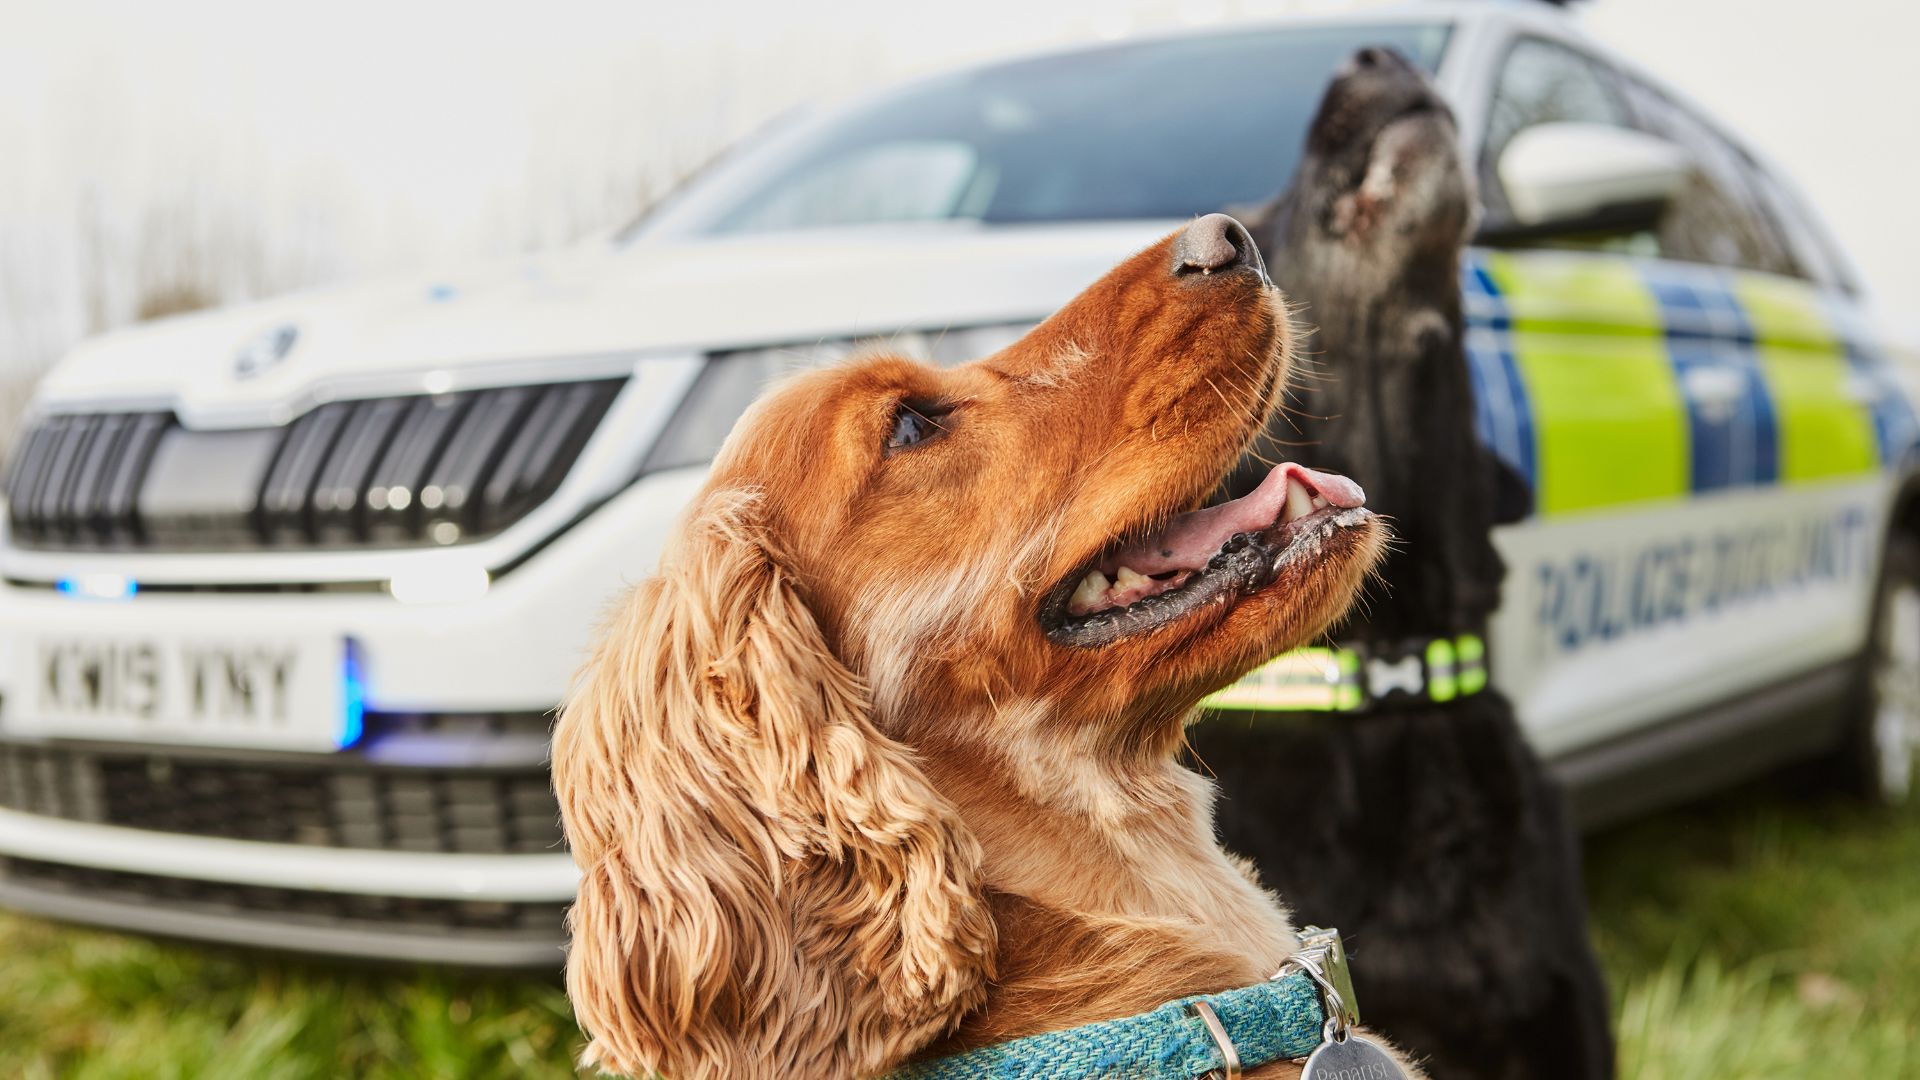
{"left": 1174, "top": 214, "right": 1266, "bottom": 281}
{"left": 1344, "top": 46, "right": 1412, "bottom": 78}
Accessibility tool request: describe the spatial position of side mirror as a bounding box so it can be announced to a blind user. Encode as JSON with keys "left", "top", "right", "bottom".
{"left": 1493, "top": 121, "right": 1692, "bottom": 233}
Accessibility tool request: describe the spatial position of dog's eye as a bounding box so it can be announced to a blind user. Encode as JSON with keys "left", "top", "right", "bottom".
{"left": 886, "top": 400, "right": 950, "bottom": 454}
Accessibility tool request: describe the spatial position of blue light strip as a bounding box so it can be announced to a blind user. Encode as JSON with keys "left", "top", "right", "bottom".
{"left": 56, "top": 574, "right": 138, "bottom": 600}
{"left": 338, "top": 639, "right": 366, "bottom": 750}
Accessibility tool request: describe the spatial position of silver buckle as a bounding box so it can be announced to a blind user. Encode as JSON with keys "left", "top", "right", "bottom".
{"left": 1275, "top": 925, "right": 1361, "bottom": 1038}
{"left": 1188, "top": 1000, "right": 1242, "bottom": 1079}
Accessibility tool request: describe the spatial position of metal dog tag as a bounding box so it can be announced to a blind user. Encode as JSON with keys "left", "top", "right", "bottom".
{"left": 1300, "top": 1033, "right": 1409, "bottom": 1080}
{"left": 1284, "top": 927, "right": 1408, "bottom": 1080}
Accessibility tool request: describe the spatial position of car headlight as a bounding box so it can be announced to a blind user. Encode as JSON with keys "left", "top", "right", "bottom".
{"left": 638, "top": 323, "right": 1036, "bottom": 474}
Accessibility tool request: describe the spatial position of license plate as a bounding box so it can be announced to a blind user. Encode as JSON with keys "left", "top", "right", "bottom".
{"left": 4, "top": 622, "right": 355, "bottom": 752}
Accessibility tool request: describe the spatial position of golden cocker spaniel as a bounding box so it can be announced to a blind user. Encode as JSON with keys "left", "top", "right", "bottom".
{"left": 553, "top": 215, "right": 1394, "bottom": 1078}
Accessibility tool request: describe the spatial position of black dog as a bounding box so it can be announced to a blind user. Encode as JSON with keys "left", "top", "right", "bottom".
{"left": 1191, "top": 49, "right": 1615, "bottom": 1080}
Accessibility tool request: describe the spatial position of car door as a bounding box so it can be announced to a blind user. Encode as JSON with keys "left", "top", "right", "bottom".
{"left": 1465, "top": 35, "right": 1894, "bottom": 757}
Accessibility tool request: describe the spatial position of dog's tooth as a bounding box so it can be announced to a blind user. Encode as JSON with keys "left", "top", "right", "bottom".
{"left": 1310, "top": 494, "right": 1329, "bottom": 511}
{"left": 1114, "top": 566, "right": 1150, "bottom": 591}
{"left": 1071, "top": 570, "right": 1111, "bottom": 611}
{"left": 1285, "top": 478, "right": 1314, "bottom": 523}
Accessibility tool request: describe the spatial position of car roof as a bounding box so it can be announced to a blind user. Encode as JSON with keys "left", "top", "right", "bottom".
{"left": 934, "top": 1, "right": 1579, "bottom": 72}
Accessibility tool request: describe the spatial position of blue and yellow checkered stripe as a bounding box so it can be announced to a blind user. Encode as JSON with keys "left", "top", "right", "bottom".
{"left": 1205, "top": 251, "right": 1918, "bottom": 715}
{"left": 1462, "top": 248, "right": 1918, "bottom": 517}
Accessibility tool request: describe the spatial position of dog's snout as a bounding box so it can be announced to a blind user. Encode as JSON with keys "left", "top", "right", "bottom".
{"left": 1174, "top": 214, "right": 1266, "bottom": 281}
{"left": 1343, "top": 45, "right": 1413, "bottom": 79}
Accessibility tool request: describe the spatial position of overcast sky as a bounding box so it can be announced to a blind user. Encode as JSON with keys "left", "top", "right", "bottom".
{"left": 2, "top": 0, "right": 1916, "bottom": 391}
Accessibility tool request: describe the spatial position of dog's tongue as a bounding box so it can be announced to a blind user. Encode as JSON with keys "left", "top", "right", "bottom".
{"left": 1100, "top": 463, "right": 1365, "bottom": 576}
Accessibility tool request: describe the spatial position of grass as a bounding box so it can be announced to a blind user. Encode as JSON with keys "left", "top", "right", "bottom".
{"left": 1586, "top": 779, "right": 1920, "bottom": 1077}
{"left": 0, "top": 923, "right": 580, "bottom": 1079}
{"left": 2, "top": 779, "right": 1915, "bottom": 1078}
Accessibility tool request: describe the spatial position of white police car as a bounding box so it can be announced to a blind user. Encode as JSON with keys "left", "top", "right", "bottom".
{"left": 2, "top": 2, "right": 1914, "bottom": 963}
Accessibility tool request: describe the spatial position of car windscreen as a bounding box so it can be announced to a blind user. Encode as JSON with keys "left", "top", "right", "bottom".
{"left": 634, "top": 22, "right": 1451, "bottom": 238}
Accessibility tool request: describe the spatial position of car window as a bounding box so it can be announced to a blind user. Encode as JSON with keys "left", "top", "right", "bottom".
{"left": 1615, "top": 76, "right": 1802, "bottom": 278}
{"left": 1751, "top": 169, "right": 1857, "bottom": 293}
{"left": 1482, "top": 37, "right": 1631, "bottom": 178}
{"left": 636, "top": 23, "right": 1453, "bottom": 238}
{"left": 717, "top": 141, "right": 987, "bottom": 234}
{"left": 1479, "top": 38, "right": 1806, "bottom": 279}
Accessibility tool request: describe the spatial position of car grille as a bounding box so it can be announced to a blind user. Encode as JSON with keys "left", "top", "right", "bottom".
{"left": 3, "top": 378, "right": 625, "bottom": 552}
{"left": 0, "top": 737, "right": 564, "bottom": 855}
{"left": 0, "top": 857, "right": 565, "bottom": 935}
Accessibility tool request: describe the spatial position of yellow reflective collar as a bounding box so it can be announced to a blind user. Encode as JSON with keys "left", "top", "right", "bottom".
{"left": 1200, "top": 634, "right": 1488, "bottom": 714}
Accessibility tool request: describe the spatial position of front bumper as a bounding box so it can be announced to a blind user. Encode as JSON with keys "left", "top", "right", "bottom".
{"left": 0, "top": 469, "right": 724, "bottom": 962}
{"left": 0, "top": 814, "right": 575, "bottom": 966}
{"left": 0, "top": 733, "right": 579, "bottom": 966}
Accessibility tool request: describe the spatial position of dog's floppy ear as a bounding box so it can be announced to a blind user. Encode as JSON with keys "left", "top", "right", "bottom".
{"left": 552, "top": 491, "right": 996, "bottom": 1079}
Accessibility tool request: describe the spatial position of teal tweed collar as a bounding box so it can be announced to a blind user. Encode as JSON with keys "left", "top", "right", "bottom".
{"left": 889, "top": 967, "right": 1327, "bottom": 1080}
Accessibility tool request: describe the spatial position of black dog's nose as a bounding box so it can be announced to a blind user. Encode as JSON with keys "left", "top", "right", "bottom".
{"left": 1345, "top": 46, "right": 1413, "bottom": 78}
{"left": 1174, "top": 214, "right": 1265, "bottom": 280}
